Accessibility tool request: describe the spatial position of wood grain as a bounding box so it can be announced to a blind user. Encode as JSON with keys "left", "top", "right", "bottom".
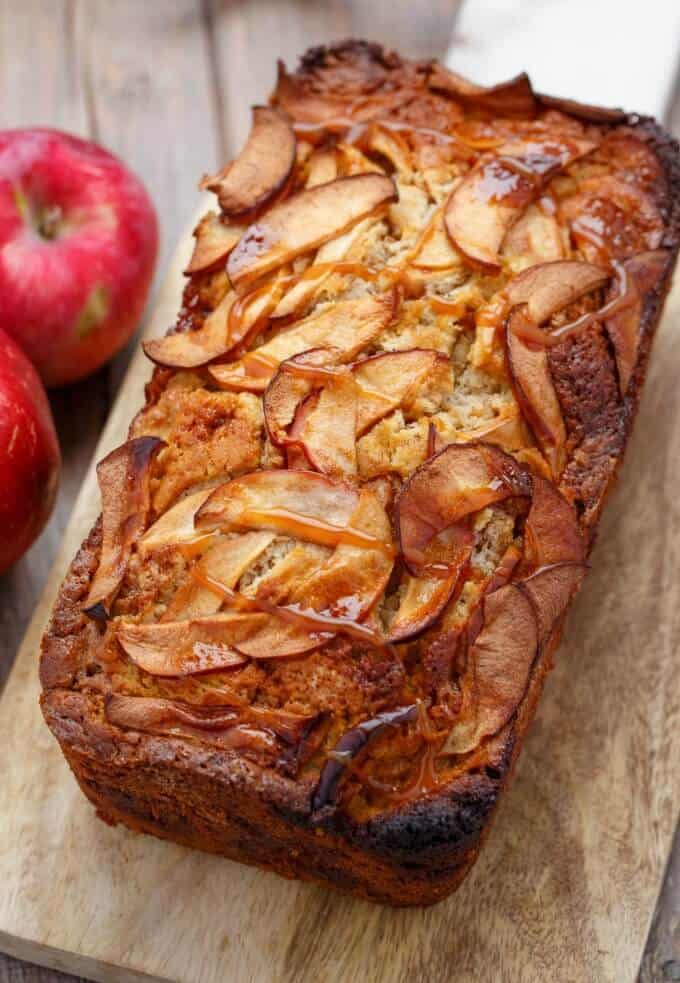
{"left": 1, "top": 1, "right": 679, "bottom": 981}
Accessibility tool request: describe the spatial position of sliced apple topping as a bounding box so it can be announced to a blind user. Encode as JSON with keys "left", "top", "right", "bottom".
{"left": 501, "top": 203, "right": 565, "bottom": 269}
{"left": 184, "top": 212, "right": 242, "bottom": 275}
{"left": 195, "top": 469, "right": 392, "bottom": 553}
{"left": 227, "top": 174, "right": 397, "bottom": 290}
{"left": 604, "top": 249, "right": 670, "bottom": 395}
{"left": 440, "top": 584, "right": 538, "bottom": 755}
{"left": 287, "top": 370, "right": 358, "bottom": 476}
{"left": 200, "top": 107, "right": 296, "bottom": 219}
{"left": 138, "top": 487, "right": 215, "bottom": 555}
{"left": 386, "top": 526, "right": 472, "bottom": 643}
{"left": 411, "top": 209, "right": 463, "bottom": 270}
{"left": 514, "top": 476, "right": 586, "bottom": 644}
{"left": 444, "top": 136, "right": 597, "bottom": 268}
{"left": 105, "top": 694, "right": 323, "bottom": 757}
{"left": 143, "top": 293, "right": 235, "bottom": 369}
{"left": 428, "top": 65, "right": 538, "bottom": 117}
{"left": 397, "top": 442, "right": 530, "bottom": 575}
{"left": 117, "top": 614, "right": 251, "bottom": 676}
{"left": 353, "top": 349, "right": 451, "bottom": 434}
{"left": 84, "top": 436, "right": 165, "bottom": 621}
{"left": 305, "top": 147, "right": 338, "bottom": 188}
{"left": 505, "top": 259, "right": 609, "bottom": 325}
{"left": 210, "top": 291, "right": 396, "bottom": 392}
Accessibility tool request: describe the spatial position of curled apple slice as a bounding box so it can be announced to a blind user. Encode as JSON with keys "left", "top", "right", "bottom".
{"left": 386, "top": 526, "right": 472, "bottom": 643}
{"left": 520, "top": 475, "right": 585, "bottom": 571}
{"left": 184, "top": 212, "right": 242, "bottom": 275}
{"left": 440, "top": 584, "right": 538, "bottom": 755}
{"left": 305, "top": 147, "right": 338, "bottom": 188}
{"left": 505, "top": 260, "right": 609, "bottom": 325}
{"left": 84, "top": 436, "right": 165, "bottom": 621}
{"left": 605, "top": 249, "right": 670, "bottom": 395}
{"left": 289, "top": 372, "right": 358, "bottom": 476}
{"left": 444, "top": 136, "right": 597, "bottom": 268}
{"left": 501, "top": 204, "right": 565, "bottom": 269}
{"left": 263, "top": 349, "right": 341, "bottom": 448}
{"left": 397, "top": 442, "right": 531, "bottom": 575}
{"left": 354, "top": 349, "right": 451, "bottom": 435}
{"left": 143, "top": 289, "right": 236, "bottom": 369}
{"left": 117, "top": 614, "right": 252, "bottom": 676}
{"left": 196, "top": 468, "right": 357, "bottom": 538}
{"left": 201, "top": 107, "right": 296, "bottom": 219}
{"left": 138, "top": 487, "right": 215, "bottom": 555}
{"left": 296, "top": 488, "right": 394, "bottom": 621}
{"left": 312, "top": 704, "right": 418, "bottom": 811}
{"left": 210, "top": 291, "right": 395, "bottom": 392}
{"left": 519, "top": 562, "right": 586, "bottom": 646}
{"left": 505, "top": 308, "right": 567, "bottom": 478}
{"left": 411, "top": 210, "right": 462, "bottom": 270}
{"left": 105, "top": 695, "right": 323, "bottom": 754}
{"left": 428, "top": 65, "right": 537, "bottom": 117}
{"left": 227, "top": 174, "right": 397, "bottom": 290}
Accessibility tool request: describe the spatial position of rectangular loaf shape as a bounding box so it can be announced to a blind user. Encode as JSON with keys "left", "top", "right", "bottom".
{"left": 40, "top": 40, "right": 680, "bottom": 906}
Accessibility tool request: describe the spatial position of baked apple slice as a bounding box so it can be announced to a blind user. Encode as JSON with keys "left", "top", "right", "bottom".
{"left": 428, "top": 65, "right": 537, "bottom": 117}
{"left": 397, "top": 442, "right": 530, "bottom": 575}
{"left": 287, "top": 372, "right": 358, "bottom": 476}
{"left": 604, "top": 249, "right": 670, "bottom": 394}
{"left": 184, "top": 212, "right": 242, "bottom": 275}
{"left": 138, "top": 486, "right": 215, "bottom": 555}
{"left": 505, "top": 259, "right": 609, "bottom": 325}
{"left": 210, "top": 291, "right": 395, "bottom": 392}
{"left": 444, "top": 136, "right": 597, "bottom": 268}
{"left": 105, "top": 694, "right": 322, "bottom": 754}
{"left": 84, "top": 436, "right": 165, "bottom": 621}
{"left": 386, "top": 526, "right": 472, "bottom": 643}
{"left": 117, "top": 614, "right": 251, "bottom": 676}
{"left": 505, "top": 307, "right": 567, "bottom": 478}
{"left": 501, "top": 204, "right": 565, "bottom": 269}
{"left": 263, "top": 348, "right": 341, "bottom": 448}
{"left": 227, "top": 174, "right": 397, "bottom": 289}
{"left": 411, "top": 209, "right": 463, "bottom": 270}
{"left": 200, "top": 107, "right": 296, "bottom": 219}
{"left": 143, "top": 294, "right": 234, "bottom": 369}
{"left": 354, "top": 349, "right": 451, "bottom": 434}
{"left": 440, "top": 583, "right": 538, "bottom": 755}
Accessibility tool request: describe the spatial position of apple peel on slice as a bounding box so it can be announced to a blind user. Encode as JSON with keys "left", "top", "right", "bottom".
{"left": 440, "top": 584, "right": 538, "bottom": 755}
{"left": 184, "top": 212, "right": 242, "bottom": 275}
{"left": 201, "top": 107, "right": 296, "bottom": 220}
{"left": 210, "top": 291, "right": 395, "bottom": 392}
{"left": 84, "top": 436, "right": 165, "bottom": 621}
{"left": 227, "top": 173, "right": 397, "bottom": 290}
{"left": 605, "top": 249, "right": 670, "bottom": 395}
{"left": 386, "top": 526, "right": 472, "bottom": 643}
{"left": 505, "top": 259, "right": 609, "bottom": 325}
{"left": 397, "top": 441, "right": 531, "bottom": 575}
{"left": 444, "top": 137, "right": 597, "bottom": 269}
{"left": 505, "top": 308, "right": 567, "bottom": 478}
{"left": 105, "top": 695, "right": 323, "bottom": 755}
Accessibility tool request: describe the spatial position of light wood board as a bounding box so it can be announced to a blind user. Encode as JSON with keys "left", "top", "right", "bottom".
{"left": 1, "top": 207, "right": 679, "bottom": 983}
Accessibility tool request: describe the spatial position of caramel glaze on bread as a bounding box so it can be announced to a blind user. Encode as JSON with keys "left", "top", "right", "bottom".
{"left": 40, "top": 41, "right": 680, "bottom": 906}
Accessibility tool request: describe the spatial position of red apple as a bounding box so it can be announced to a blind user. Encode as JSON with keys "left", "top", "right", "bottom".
{"left": 0, "top": 328, "right": 60, "bottom": 573}
{"left": 0, "top": 128, "right": 158, "bottom": 386}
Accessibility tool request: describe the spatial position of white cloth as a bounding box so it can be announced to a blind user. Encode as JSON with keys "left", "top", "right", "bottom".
{"left": 446, "top": 0, "right": 680, "bottom": 120}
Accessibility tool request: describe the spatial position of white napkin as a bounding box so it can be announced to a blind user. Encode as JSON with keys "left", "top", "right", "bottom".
{"left": 446, "top": 0, "right": 680, "bottom": 120}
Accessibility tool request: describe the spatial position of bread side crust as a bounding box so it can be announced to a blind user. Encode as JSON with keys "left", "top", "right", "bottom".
{"left": 39, "top": 41, "right": 680, "bottom": 906}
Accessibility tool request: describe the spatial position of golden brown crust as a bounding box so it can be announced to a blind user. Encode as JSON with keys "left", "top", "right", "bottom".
{"left": 40, "top": 40, "right": 680, "bottom": 905}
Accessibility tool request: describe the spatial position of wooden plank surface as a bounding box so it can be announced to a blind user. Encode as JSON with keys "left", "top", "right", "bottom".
{"left": 0, "top": 1, "right": 678, "bottom": 980}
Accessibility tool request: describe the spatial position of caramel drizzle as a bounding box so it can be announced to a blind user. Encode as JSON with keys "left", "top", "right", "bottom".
{"left": 191, "top": 567, "right": 388, "bottom": 649}
{"left": 238, "top": 507, "right": 396, "bottom": 557}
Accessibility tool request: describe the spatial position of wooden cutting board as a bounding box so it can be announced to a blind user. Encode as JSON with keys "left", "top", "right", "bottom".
{"left": 1, "top": 207, "right": 679, "bottom": 983}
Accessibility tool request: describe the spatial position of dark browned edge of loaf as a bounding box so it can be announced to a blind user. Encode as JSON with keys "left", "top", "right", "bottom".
{"left": 39, "top": 40, "right": 680, "bottom": 906}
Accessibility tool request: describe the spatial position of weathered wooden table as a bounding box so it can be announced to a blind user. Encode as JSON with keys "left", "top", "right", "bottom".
{"left": 0, "top": 2, "right": 678, "bottom": 980}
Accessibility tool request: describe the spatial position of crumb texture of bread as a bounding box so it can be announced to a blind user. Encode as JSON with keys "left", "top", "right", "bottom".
{"left": 40, "top": 39, "right": 680, "bottom": 906}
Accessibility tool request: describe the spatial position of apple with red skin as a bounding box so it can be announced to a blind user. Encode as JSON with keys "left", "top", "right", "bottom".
{"left": 0, "top": 128, "right": 158, "bottom": 386}
{"left": 0, "top": 328, "right": 60, "bottom": 574}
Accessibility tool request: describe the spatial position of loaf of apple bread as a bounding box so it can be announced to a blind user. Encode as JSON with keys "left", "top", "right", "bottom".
{"left": 40, "top": 41, "right": 680, "bottom": 906}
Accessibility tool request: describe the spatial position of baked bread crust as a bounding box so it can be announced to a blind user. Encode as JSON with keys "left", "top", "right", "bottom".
{"left": 40, "top": 40, "right": 680, "bottom": 906}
